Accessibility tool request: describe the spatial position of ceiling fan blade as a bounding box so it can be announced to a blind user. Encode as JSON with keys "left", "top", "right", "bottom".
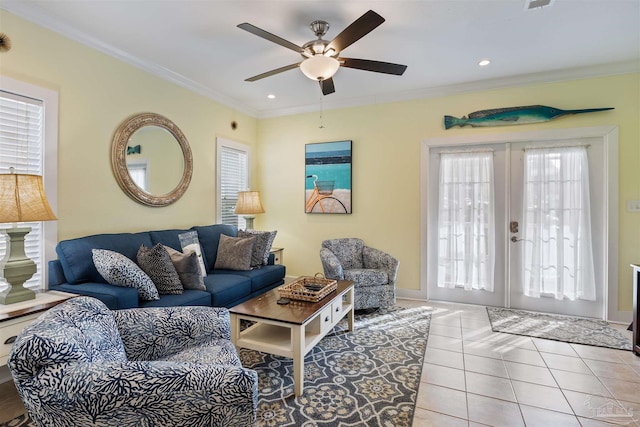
{"left": 326, "top": 10, "right": 385, "bottom": 54}
{"left": 319, "top": 78, "right": 335, "bottom": 95}
{"left": 245, "top": 63, "right": 301, "bottom": 82}
{"left": 339, "top": 58, "right": 407, "bottom": 75}
{"left": 238, "top": 23, "right": 304, "bottom": 54}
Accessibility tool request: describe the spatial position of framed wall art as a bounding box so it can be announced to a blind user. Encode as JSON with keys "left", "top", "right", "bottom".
{"left": 305, "top": 140, "right": 352, "bottom": 214}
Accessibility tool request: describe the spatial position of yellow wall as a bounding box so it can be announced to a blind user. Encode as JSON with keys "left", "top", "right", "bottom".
{"left": 0, "top": 10, "right": 259, "bottom": 239}
{"left": 2, "top": 10, "right": 639, "bottom": 312}
{"left": 257, "top": 74, "right": 640, "bottom": 311}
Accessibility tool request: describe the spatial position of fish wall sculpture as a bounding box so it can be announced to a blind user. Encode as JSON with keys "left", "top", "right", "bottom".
{"left": 127, "top": 145, "right": 141, "bottom": 155}
{"left": 444, "top": 105, "right": 613, "bottom": 129}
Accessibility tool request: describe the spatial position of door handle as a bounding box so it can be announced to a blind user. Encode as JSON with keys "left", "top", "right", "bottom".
{"left": 511, "top": 236, "right": 523, "bottom": 243}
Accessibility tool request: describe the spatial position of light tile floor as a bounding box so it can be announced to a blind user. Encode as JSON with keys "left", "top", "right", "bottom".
{"left": 396, "top": 299, "right": 639, "bottom": 427}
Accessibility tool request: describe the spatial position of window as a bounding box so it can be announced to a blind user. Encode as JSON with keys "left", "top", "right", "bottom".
{"left": 216, "top": 138, "right": 249, "bottom": 228}
{"left": 522, "top": 146, "right": 596, "bottom": 300}
{"left": 437, "top": 151, "right": 495, "bottom": 291}
{"left": 0, "top": 78, "right": 58, "bottom": 291}
{"left": 127, "top": 161, "right": 148, "bottom": 191}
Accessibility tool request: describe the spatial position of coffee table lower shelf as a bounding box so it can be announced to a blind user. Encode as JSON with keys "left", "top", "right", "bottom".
{"left": 230, "top": 281, "right": 354, "bottom": 396}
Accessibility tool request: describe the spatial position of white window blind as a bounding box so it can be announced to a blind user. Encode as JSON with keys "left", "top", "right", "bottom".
{"left": 0, "top": 91, "right": 45, "bottom": 289}
{"left": 218, "top": 143, "right": 248, "bottom": 228}
{"left": 127, "top": 162, "right": 148, "bottom": 192}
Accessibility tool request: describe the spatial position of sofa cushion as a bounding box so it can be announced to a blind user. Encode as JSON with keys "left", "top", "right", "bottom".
{"left": 192, "top": 224, "right": 238, "bottom": 272}
{"left": 138, "top": 290, "right": 211, "bottom": 308}
{"left": 214, "top": 264, "right": 286, "bottom": 294}
{"left": 238, "top": 229, "right": 277, "bottom": 267}
{"left": 344, "top": 268, "right": 388, "bottom": 287}
{"left": 57, "top": 232, "right": 153, "bottom": 284}
{"left": 159, "top": 339, "right": 241, "bottom": 366}
{"left": 322, "top": 238, "right": 365, "bottom": 269}
{"left": 92, "top": 249, "right": 160, "bottom": 301}
{"left": 149, "top": 229, "right": 192, "bottom": 251}
{"left": 213, "top": 234, "right": 254, "bottom": 271}
{"left": 204, "top": 274, "right": 251, "bottom": 307}
{"left": 49, "top": 282, "right": 140, "bottom": 310}
{"left": 163, "top": 246, "right": 206, "bottom": 290}
{"left": 137, "top": 244, "right": 183, "bottom": 295}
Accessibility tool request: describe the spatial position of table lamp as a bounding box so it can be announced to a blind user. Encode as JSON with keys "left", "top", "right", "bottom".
{"left": 0, "top": 172, "right": 56, "bottom": 304}
{"left": 234, "top": 190, "right": 264, "bottom": 230}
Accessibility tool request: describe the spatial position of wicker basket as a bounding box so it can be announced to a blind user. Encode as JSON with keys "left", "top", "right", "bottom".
{"left": 315, "top": 181, "right": 334, "bottom": 195}
{"left": 278, "top": 274, "right": 337, "bottom": 302}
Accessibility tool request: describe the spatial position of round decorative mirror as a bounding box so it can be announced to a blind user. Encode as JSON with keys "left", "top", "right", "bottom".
{"left": 111, "top": 113, "right": 193, "bottom": 207}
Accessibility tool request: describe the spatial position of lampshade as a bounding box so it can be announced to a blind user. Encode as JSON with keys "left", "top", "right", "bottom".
{"left": 0, "top": 173, "right": 57, "bottom": 223}
{"left": 300, "top": 55, "right": 340, "bottom": 81}
{"left": 234, "top": 191, "right": 265, "bottom": 215}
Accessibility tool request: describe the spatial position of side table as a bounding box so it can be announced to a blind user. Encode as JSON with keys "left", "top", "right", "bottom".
{"left": 270, "top": 247, "right": 284, "bottom": 265}
{"left": 0, "top": 290, "right": 77, "bottom": 365}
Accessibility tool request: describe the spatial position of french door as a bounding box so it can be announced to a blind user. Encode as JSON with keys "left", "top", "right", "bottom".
{"left": 508, "top": 140, "right": 605, "bottom": 318}
{"left": 427, "top": 143, "right": 507, "bottom": 308}
{"left": 427, "top": 137, "right": 607, "bottom": 319}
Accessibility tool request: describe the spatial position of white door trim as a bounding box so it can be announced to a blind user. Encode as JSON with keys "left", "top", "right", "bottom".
{"left": 417, "top": 126, "right": 619, "bottom": 321}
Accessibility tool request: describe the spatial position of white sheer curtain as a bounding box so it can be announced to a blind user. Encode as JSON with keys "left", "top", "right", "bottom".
{"left": 522, "top": 146, "right": 596, "bottom": 300}
{"left": 437, "top": 151, "right": 495, "bottom": 291}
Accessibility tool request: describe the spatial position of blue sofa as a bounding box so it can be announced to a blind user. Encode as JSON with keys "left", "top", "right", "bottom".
{"left": 49, "top": 224, "right": 286, "bottom": 310}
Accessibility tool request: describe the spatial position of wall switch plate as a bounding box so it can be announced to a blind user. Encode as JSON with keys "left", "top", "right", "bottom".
{"left": 627, "top": 200, "right": 640, "bottom": 212}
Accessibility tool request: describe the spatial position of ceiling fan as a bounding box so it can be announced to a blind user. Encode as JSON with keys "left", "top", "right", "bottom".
{"left": 238, "top": 10, "right": 408, "bottom": 95}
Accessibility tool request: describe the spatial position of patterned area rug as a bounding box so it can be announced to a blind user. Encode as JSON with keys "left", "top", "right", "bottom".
{"left": 0, "top": 414, "right": 32, "bottom": 427}
{"left": 239, "top": 306, "right": 431, "bottom": 427}
{"left": 487, "top": 307, "right": 632, "bottom": 351}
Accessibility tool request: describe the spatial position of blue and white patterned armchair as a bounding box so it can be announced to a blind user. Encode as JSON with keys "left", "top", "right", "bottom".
{"left": 8, "top": 297, "right": 257, "bottom": 427}
{"left": 320, "top": 238, "right": 399, "bottom": 310}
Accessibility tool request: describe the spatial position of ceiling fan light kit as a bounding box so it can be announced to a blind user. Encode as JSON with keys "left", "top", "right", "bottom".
{"left": 300, "top": 55, "right": 340, "bottom": 81}
{"left": 238, "top": 10, "right": 407, "bottom": 95}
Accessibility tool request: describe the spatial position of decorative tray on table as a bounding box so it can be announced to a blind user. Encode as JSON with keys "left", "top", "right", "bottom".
{"left": 278, "top": 274, "right": 337, "bottom": 302}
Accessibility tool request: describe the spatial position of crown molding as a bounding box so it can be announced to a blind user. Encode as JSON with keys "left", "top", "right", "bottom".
{"left": 1, "top": 3, "right": 259, "bottom": 117}
{"left": 3, "top": 4, "right": 638, "bottom": 120}
{"left": 257, "top": 60, "right": 640, "bottom": 118}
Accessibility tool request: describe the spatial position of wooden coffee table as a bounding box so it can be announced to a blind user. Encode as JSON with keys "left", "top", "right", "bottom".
{"left": 229, "top": 279, "right": 354, "bottom": 396}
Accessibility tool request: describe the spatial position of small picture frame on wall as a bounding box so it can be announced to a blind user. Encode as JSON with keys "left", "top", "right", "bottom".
{"left": 305, "top": 140, "right": 352, "bottom": 214}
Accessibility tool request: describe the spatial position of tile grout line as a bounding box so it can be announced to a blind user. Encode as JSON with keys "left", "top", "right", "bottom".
{"left": 573, "top": 347, "right": 640, "bottom": 425}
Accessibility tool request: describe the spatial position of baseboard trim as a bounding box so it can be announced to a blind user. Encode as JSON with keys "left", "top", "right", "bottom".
{"left": 609, "top": 310, "right": 632, "bottom": 324}
{"left": 396, "top": 288, "right": 427, "bottom": 301}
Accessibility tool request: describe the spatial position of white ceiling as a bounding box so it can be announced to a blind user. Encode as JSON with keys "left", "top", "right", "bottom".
{"left": 2, "top": 0, "right": 639, "bottom": 118}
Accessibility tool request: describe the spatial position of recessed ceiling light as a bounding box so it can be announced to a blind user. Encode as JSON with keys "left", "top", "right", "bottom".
{"left": 478, "top": 59, "right": 491, "bottom": 67}
{"left": 267, "top": 94, "right": 276, "bottom": 99}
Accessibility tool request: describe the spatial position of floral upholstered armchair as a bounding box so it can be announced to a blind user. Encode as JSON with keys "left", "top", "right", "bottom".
{"left": 320, "top": 238, "right": 399, "bottom": 310}
{"left": 8, "top": 297, "right": 257, "bottom": 427}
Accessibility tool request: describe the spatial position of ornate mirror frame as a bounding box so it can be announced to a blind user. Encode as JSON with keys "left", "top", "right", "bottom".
{"left": 111, "top": 113, "right": 193, "bottom": 207}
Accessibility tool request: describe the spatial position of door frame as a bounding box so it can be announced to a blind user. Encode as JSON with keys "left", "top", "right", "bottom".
{"left": 419, "top": 126, "right": 619, "bottom": 321}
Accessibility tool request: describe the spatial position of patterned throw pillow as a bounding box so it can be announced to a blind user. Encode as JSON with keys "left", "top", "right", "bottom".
{"left": 178, "top": 231, "right": 207, "bottom": 277}
{"left": 92, "top": 249, "right": 159, "bottom": 301}
{"left": 239, "top": 229, "right": 277, "bottom": 265}
{"left": 137, "top": 244, "right": 184, "bottom": 295}
{"left": 163, "top": 245, "right": 206, "bottom": 291}
{"left": 213, "top": 234, "right": 254, "bottom": 271}
{"left": 238, "top": 229, "right": 269, "bottom": 268}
